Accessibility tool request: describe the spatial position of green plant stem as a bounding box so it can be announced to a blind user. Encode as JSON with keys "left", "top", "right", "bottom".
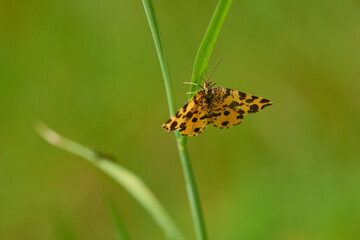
{"left": 142, "top": 0, "right": 176, "bottom": 116}
{"left": 177, "top": 144, "right": 206, "bottom": 240}
{"left": 142, "top": 0, "right": 207, "bottom": 239}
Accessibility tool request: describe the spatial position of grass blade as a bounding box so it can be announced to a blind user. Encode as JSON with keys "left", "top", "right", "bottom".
{"left": 106, "top": 198, "right": 131, "bottom": 240}
{"left": 35, "top": 123, "right": 183, "bottom": 240}
{"left": 188, "top": 0, "right": 233, "bottom": 97}
{"left": 181, "top": 0, "right": 233, "bottom": 146}
{"left": 142, "top": 0, "right": 207, "bottom": 239}
{"left": 142, "top": 0, "right": 176, "bottom": 117}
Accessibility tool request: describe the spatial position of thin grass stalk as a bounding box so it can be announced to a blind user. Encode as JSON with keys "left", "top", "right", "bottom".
{"left": 142, "top": 0, "right": 207, "bottom": 239}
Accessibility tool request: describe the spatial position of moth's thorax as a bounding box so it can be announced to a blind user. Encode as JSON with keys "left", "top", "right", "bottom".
{"left": 204, "top": 87, "right": 215, "bottom": 98}
{"left": 203, "top": 80, "right": 214, "bottom": 97}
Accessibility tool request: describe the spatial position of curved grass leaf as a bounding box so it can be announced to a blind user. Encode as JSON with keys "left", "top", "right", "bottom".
{"left": 35, "top": 123, "right": 183, "bottom": 240}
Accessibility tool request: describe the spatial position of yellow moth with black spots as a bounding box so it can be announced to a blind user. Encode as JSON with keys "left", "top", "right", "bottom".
{"left": 162, "top": 79, "right": 273, "bottom": 136}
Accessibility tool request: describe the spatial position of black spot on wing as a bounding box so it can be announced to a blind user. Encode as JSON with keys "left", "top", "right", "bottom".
{"left": 170, "top": 121, "right": 178, "bottom": 130}
{"left": 248, "top": 104, "right": 259, "bottom": 113}
{"left": 238, "top": 91, "right": 246, "bottom": 100}
{"left": 237, "top": 109, "right": 245, "bottom": 115}
{"left": 175, "top": 112, "right": 182, "bottom": 118}
{"left": 210, "top": 112, "right": 221, "bottom": 117}
{"left": 192, "top": 117, "right": 198, "bottom": 122}
{"left": 224, "top": 110, "right": 230, "bottom": 116}
{"left": 221, "top": 121, "right": 229, "bottom": 126}
{"left": 185, "top": 111, "right": 193, "bottom": 118}
{"left": 182, "top": 102, "right": 188, "bottom": 112}
{"left": 229, "top": 101, "right": 241, "bottom": 109}
{"left": 194, "top": 128, "right": 200, "bottom": 133}
{"left": 261, "top": 102, "right": 273, "bottom": 109}
{"left": 260, "top": 98, "right": 271, "bottom": 103}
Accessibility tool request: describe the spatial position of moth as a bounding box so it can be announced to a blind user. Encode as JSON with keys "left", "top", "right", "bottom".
{"left": 162, "top": 67, "right": 273, "bottom": 136}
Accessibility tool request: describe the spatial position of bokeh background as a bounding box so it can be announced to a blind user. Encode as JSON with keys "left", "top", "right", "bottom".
{"left": 1, "top": 0, "right": 360, "bottom": 239}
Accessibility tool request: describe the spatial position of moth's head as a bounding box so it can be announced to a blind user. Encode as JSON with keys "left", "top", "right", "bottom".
{"left": 203, "top": 80, "right": 216, "bottom": 96}
{"left": 203, "top": 80, "right": 212, "bottom": 89}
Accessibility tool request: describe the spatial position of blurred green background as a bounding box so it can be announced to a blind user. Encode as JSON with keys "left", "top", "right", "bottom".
{"left": 1, "top": 0, "right": 360, "bottom": 239}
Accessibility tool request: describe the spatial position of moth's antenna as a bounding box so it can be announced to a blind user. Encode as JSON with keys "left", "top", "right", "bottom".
{"left": 183, "top": 65, "right": 206, "bottom": 82}
{"left": 207, "top": 58, "right": 222, "bottom": 81}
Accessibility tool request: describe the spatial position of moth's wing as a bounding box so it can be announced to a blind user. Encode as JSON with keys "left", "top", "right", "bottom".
{"left": 210, "top": 107, "right": 244, "bottom": 129}
{"left": 179, "top": 103, "right": 210, "bottom": 136}
{"left": 162, "top": 90, "right": 210, "bottom": 136}
{"left": 209, "top": 87, "right": 272, "bottom": 128}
